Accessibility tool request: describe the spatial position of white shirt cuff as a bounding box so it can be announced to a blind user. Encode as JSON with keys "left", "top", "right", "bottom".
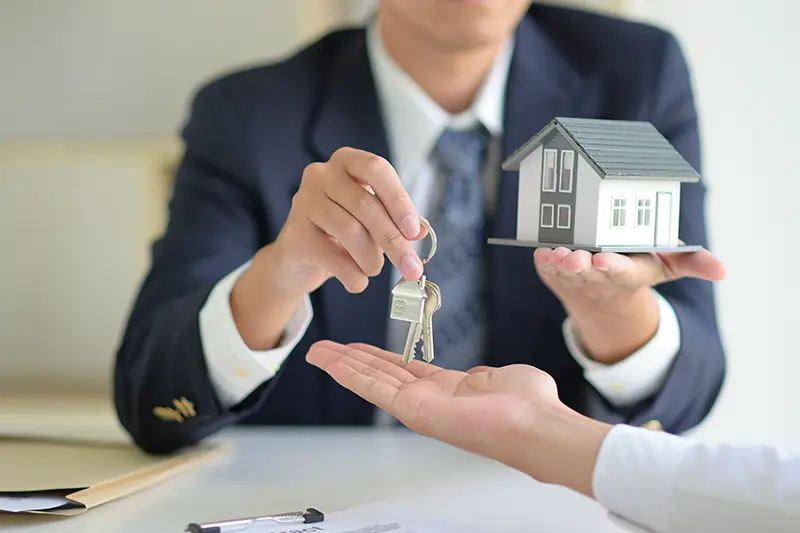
{"left": 563, "top": 289, "right": 680, "bottom": 406}
{"left": 199, "top": 261, "right": 313, "bottom": 409}
{"left": 593, "top": 424, "right": 695, "bottom": 533}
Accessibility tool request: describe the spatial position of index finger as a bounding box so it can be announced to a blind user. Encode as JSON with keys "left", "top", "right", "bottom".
{"left": 332, "top": 148, "right": 420, "bottom": 239}
{"left": 306, "top": 342, "right": 400, "bottom": 411}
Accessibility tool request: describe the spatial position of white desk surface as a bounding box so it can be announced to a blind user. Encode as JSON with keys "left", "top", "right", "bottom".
{"left": 2, "top": 427, "right": 626, "bottom": 533}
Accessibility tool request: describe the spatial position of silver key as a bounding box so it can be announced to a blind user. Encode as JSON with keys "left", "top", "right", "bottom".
{"left": 390, "top": 275, "right": 427, "bottom": 363}
{"left": 421, "top": 280, "right": 441, "bottom": 362}
{"left": 390, "top": 275, "right": 427, "bottom": 323}
{"left": 390, "top": 215, "right": 441, "bottom": 364}
{"left": 403, "top": 321, "right": 422, "bottom": 364}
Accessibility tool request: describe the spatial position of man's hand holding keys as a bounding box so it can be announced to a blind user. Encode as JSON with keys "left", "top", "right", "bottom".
{"left": 229, "top": 147, "right": 426, "bottom": 351}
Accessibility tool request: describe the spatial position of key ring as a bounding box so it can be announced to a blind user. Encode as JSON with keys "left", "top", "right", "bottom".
{"left": 418, "top": 216, "right": 437, "bottom": 264}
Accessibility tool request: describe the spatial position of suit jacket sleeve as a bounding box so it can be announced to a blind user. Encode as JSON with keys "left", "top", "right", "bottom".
{"left": 114, "top": 80, "right": 279, "bottom": 454}
{"left": 585, "top": 33, "right": 726, "bottom": 434}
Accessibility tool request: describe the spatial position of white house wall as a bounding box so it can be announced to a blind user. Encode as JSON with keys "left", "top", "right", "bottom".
{"left": 516, "top": 145, "right": 542, "bottom": 241}
{"left": 573, "top": 154, "right": 600, "bottom": 245}
{"left": 596, "top": 179, "right": 680, "bottom": 246}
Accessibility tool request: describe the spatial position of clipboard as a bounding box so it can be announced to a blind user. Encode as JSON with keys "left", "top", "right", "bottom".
{"left": 0, "top": 437, "right": 221, "bottom": 516}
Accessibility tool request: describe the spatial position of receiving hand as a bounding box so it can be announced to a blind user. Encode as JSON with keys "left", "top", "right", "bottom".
{"left": 305, "top": 340, "right": 564, "bottom": 469}
{"left": 533, "top": 246, "right": 726, "bottom": 303}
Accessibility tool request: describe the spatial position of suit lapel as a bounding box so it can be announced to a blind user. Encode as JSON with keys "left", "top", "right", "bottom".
{"left": 306, "top": 30, "right": 394, "bottom": 354}
{"left": 485, "top": 13, "right": 593, "bottom": 368}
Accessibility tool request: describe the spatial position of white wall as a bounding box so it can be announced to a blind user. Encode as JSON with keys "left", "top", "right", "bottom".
{"left": 518, "top": 146, "right": 543, "bottom": 241}
{"left": 0, "top": 0, "right": 355, "bottom": 141}
{"left": 573, "top": 154, "right": 600, "bottom": 245}
{"left": 623, "top": 0, "right": 800, "bottom": 448}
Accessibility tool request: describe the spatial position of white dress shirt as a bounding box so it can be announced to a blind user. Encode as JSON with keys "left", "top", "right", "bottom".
{"left": 198, "top": 21, "right": 683, "bottom": 413}
{"left": 594, "top": 424, "right": 800, "bottom": 532}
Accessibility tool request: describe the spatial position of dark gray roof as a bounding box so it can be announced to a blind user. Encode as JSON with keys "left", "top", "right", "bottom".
{"left": 502, "top": 117, "right": 700, "bottom": 181}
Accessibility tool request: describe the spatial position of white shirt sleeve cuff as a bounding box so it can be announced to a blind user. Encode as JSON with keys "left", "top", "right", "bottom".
{"left": 593, "top": 424, "right": 696, "bottom": 533}
{"left": 563, "top": 289, "right": 681, "bottom": 406}
{"left": 199, "top": 261, "right": 313, "bottom": 409}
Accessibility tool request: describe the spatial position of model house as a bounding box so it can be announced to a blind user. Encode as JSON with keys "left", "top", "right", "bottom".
{"left": 488, "top": 117, "right": 701, "bottom": 252}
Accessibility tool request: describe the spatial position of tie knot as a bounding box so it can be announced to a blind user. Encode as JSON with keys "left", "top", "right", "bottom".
{"left": 431, "top": 125, "right": 489, "bottom": 177}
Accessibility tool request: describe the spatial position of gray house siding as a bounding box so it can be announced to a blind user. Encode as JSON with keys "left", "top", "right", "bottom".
{"left": 538, "top": 130, "right": 577, "bottom": 244}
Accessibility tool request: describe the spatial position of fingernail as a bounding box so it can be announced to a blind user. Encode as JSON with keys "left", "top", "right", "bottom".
{"left": 401, "top": 254, "right": 422, "bottom": 278}
{"left": 595, "top": 265, "right": 609, "bottom": 272}
{"left": 400, "top": 215, "right": 420, "bottom": 239}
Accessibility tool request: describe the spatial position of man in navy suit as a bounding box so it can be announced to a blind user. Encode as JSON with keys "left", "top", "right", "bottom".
{"left": 115, "top": 0, "right": 727, "bottom": 454}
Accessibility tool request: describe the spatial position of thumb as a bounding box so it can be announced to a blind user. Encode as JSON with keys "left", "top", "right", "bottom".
{"left": 467, "top": 365, "right": 496, "bottom": 374}
{"left": 655, "top": 248, "right": 727, "bottom": 283}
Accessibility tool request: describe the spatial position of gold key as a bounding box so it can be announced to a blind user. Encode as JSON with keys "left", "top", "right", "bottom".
{"left": 422, "top": 281, "right": 441, "bottom": 362}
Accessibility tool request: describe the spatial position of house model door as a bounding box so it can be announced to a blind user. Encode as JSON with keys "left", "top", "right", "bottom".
{"left": 654, "top": 192, "right": 672, "bottom": 246}
{"left": 538, "top": 148, "right": 576, "bottom": 244}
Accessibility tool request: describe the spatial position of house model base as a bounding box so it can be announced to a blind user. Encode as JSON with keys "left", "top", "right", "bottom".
{"left": 487, "top": 238, "right": 702, "bottom": 254}
{"left": 495, "top": 117, "right": 703, "bottom": 253}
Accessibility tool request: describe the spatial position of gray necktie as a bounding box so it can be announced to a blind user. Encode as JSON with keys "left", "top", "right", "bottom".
{"left": 422, "top": 125, "right": 489, "bottom": 371}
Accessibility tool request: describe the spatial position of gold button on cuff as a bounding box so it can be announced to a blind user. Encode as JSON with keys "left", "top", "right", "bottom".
{"left": 153, "top": 397, "right": 196, "bottom": 423}
{"left": 641, "top": 420, "right": 663, "bottom": 431}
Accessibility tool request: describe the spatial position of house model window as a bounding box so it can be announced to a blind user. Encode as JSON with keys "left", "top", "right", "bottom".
{"left": 489, "top": 117, "right": 703, "bottom": 253}
{"left": 611, "top": 197, "right": 627, "bottom": 228}
{"left": 559, "top": 150, "right": 574, "bottom": 192}
{"left": 636, "top": 198, "right": 652, "bottom": 227}
{"left": 542, "top": 149, "right": 557, "bottom": 191}
{"left": 540, "top": 203, "right": 554, "bottom": 228}
{"left": 557, "top": 205, "right": 571, "bottom": 229}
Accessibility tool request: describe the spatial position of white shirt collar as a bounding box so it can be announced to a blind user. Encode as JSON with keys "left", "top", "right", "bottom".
{"left": 366, "top": 21, "right": 514, "bottom": 183}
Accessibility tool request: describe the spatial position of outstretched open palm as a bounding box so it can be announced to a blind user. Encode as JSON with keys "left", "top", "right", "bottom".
{"left": 306, "top": 341, "right": 563, "bottom": 464}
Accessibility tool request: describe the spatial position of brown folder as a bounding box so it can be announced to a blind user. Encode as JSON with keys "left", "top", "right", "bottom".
{"left": 0, "top": 438, "right": 221, "bottom": 516}
{"left": 0, "top": 394, "right": 222, "bottom": 516}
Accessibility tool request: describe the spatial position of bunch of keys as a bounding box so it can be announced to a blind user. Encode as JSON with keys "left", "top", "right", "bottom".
{"left": 390, "top": 216, "right": 441, "bottom": 363}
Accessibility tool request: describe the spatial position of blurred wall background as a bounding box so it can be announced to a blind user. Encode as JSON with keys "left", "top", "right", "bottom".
{"left": 0, "top": 0, "right": 354, "bottom": 140}
{"left": 0, "top": 0, "right": 797, "bottom": 446}
{"left": 623, "top": 0, "right": 799, "bottom": 448}
{"left": 0, "top": 0, "right": 355, "bottom": 400}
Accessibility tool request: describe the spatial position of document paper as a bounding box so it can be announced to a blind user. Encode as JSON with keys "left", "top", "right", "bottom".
{"left": 257, "top": 502, "right": 487, "bottom": 533}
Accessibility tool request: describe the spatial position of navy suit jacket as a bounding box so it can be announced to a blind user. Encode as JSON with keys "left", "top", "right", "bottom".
{"left": 115, "top": 5, "right": 726, "bottom": 454}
